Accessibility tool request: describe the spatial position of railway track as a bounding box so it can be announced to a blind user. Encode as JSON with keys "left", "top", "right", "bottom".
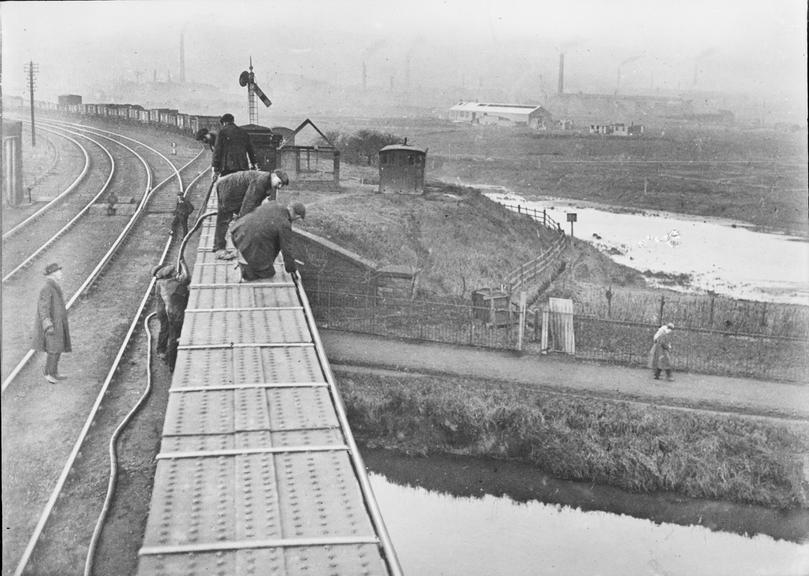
{"left": 0, "top": 119, "right": 205, "bottom": 385}
{"left": 1, "top": 122, "right": 213, "bottom": 574}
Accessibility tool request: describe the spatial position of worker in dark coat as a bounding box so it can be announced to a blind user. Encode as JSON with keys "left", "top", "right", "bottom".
{"left": 211, "top": 169, "right": 290, "bottom": 256}
{"left": 151, "top": 259, "right": 191, "bottom": 372}
{"left": 211, "top": 113, "right": 256, "bottom": 180}
{"left": 195, "top": 127, "right": 217, "bottom": 151}
{"left": 32, "top": 262, "right": 71, "bottom": 384}
{"left": 231, "top": 201, "right": 306, "bottom": 281}
{"left": 171, "top": 191, "right": 195, "bottom": 238}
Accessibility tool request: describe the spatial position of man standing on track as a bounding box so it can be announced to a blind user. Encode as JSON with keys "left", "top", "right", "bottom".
{"left": 211, "top": 169, "right": 290, "bottom": 258}
{"left": 32, "top": 262, "right": 71, "bottom": 384}
{"left": 231, "top": 201, "right": 306, "bottom": 281}
{"left": 171, "top": 191, "right": 195, "bottom": 239}
{"left": 211, "top": 113, "right": 257, "bottom": 181}
{"left": 151, "top": 259, "right": 191, "bottom": 373}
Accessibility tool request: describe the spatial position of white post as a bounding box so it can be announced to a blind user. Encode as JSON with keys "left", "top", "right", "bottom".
{"left": 517, "top": 291, "right": 527, "bottom": 351}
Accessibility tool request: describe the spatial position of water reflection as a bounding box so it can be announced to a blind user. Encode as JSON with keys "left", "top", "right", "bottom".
{"left": 364, "top": 449, "right": 809, "bottom": 576}
{"left": 481, "top": 188, "right": 809, "bottom": 305}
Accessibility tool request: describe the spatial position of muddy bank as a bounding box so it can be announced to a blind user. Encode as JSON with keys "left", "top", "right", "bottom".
{"left": 334, "top": 369, "right": 809, "bottom": 510}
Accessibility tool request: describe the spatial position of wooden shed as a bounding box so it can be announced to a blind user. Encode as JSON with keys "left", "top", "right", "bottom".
{"left": 378, "top": 142, "right": 427, "bottom": 194}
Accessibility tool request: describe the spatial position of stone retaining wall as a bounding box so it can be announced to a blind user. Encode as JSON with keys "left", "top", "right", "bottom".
{"left": 290, "top": 228, "right": 415, "bottom": 298}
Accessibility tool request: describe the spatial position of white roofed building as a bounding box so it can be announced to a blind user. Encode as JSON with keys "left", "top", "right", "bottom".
{"left": 449, "top": 102, "right": 552, "bottom": 129}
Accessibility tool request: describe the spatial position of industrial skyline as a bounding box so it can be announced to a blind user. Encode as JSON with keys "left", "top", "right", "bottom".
{"left": 2, "top": 0, "right": 806, "bottom": 122}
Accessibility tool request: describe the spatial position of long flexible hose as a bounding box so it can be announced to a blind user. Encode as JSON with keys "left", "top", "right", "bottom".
{"left": 83, "top": 168, "right": 215, "bottom": 575}
{"left": 83, "top": 312, "right": 156, "bottom": 576}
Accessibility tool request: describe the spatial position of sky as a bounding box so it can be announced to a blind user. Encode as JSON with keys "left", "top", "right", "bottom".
{"left": 2, "top": 0, "right": 806, "bottom": 117}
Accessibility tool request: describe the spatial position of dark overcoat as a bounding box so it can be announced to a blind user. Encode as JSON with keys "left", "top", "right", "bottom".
{"left": 215, "top": 171, "right": 276, "bottom": 216}
{"left": 231, "top": 202, "right": 297, "bottom": 274}
{"left": 32, "top": 278, "right": 72, "bottom": 353}
{"left": 212, "top": 123, "right": 256, "bottom": 175}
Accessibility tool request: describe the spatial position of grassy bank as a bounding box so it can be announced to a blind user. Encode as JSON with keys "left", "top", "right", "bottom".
{"left": 335, "top": 369, "right": 809, "bottom": 509}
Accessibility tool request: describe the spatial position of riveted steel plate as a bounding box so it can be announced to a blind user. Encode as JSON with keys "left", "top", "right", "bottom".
{"left": 162, "top": 386, "right": 339, "bottom": 437}
{"left": 161, "top": 429, "right": 344, "bottom": 457}
{"left": 274, "top": 451, "right": 375, "bottom": 539}
{"left": 187, "top": 283, "right": 300, "bottom": 310}
{"left": 139, "top": 219, "right": 399, "bottom": 576}
{"left": 137, "top": 544, "right": 388, "bottom": 576}
{"left": 172, "top": 346, "right": 325, "bottom": 388}
{"left": 179, "top": 309, "right": 310, "bottom": 346}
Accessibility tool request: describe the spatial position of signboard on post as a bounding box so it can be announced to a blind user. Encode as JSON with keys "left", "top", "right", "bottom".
{"left": 567, "top": 212, "right": 577, "bottom": 237}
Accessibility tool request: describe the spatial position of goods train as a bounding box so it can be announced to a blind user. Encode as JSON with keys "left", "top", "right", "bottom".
{"left": 9, "top": 94, "right": 222, "bottom": 141}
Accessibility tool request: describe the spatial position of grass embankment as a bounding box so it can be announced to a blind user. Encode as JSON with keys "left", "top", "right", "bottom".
{"left": 336, "top": 369, "right": 809, "bottom": 509}
{"left": 292, "top": 185, "right": 644, "bottom": 297}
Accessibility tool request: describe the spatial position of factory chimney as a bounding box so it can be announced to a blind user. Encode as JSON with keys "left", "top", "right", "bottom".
{"left": 558, "top": 53, "right": 565, "bottom": 95}
{"left": 179, "top": 32, "right": 186, "bottom": 83}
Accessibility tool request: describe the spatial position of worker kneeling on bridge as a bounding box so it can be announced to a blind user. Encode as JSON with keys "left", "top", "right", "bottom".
{"left": 231, "top": 201, "right": 305, "bottom": 281}
{"left": 212, "top": 169, "right": 289, "bottom": 260}
{"left": 151, "top": 259, "right": 190, "bottom": 372}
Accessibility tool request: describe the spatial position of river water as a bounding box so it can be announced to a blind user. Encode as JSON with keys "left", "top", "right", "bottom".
{"left": 365, "top": 449, "right": 809, "bottom": 576}
{"left": 478, "top": 187, "right": 809, "bottom": 306}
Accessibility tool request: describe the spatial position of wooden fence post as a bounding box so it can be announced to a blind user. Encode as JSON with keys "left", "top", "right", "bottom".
{"left": 658, "top": 295, "right": 665, "bottom": 326}
{"left": 489, "top": 288, "right": 495, "bottom": 326}
{"left": 517, "top": 291, "right": 527, "bottom": 351}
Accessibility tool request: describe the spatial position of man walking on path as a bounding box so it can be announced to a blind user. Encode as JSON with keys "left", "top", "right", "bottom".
{"left": 32, "top": 262, "right": 71, "bottom": 384}
{"left": 231, "top": 201, "right": 305, "bottom": 281}
{"left": 151, "top": 259, "right": 191, "bottom": 372}
{"left": 211, "top": 113, "right": 257, "bottom": 181}
{"left": 211, "top": 169, "right": 289, "bottom": 258}
{"left": 649, "top": 323, "right": 675, "bottom": 381}
{"left": 171, "top": 191, "right": 195, "bottom": 238}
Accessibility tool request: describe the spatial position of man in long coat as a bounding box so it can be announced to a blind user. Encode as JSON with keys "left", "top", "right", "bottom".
{"left": 151, "top": 259, "right": 191, "bottom": 373}
{"left": 171, "top": 191, "right": 195, "bottom": 238}
{"left": 231, "top": 201, "right": 306, "bottom": 281}
{"left": 211, "top": 169, "right": 289, "bottom": 256}
{"left": 648, "top": 323, "right": 674, "bottom": 381}
{"left": 211, "top": 113, "right": 256, "bottom": 179}
{"left": 33, "top": 262, "right": 71, "bottom": 384}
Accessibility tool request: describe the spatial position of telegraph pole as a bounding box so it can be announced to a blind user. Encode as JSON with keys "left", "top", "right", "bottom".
{"left": 25, "top": 61, "right": 38, "bottom": 147}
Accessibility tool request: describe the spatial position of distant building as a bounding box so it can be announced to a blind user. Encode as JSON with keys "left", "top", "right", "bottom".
{"left": 378, "top": 141, "right": 427, "bottom": 195}
{"left": 449, "top": 102, "right": 552, "bottom": 129}
{"left": 588, "top": 122, "right": 644, "bottom": 136}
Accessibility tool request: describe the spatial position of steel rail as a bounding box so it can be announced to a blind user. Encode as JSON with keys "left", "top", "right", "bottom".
{"left": 45, "top": 118, "right": 185, "bottom": 194}
{"left": 12, "top": 236, "right": 174, "bottom": 576}
{"left": 293, "top": 270, "right": 404, "bottom": 576}
{"left": 2, "top": 125, "right": 91, "bottom": 240}
{"left": 83, "top": 311, "right": 157, "bottom": 576}
{"left": 2, "top": 144, "right": 203, "bottom": 393}
{"left": 2, "top": 125, "right": 117, "bottom": 282}
{"left": 82, "top": 164, "right": 210, "bottom": 576}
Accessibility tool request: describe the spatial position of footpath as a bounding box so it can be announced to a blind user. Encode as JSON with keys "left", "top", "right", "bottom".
{"left": 320, "top": 329, "right": 809, "bottom": 422}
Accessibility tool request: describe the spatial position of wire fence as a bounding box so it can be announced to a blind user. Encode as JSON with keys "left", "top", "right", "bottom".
{"left": 307, "top": 287, "right": 809, "bottom": 383}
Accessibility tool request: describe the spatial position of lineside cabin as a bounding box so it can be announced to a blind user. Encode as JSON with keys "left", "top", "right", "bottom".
{"left": 378, "top": 142, "right": 427, "bottom": 194}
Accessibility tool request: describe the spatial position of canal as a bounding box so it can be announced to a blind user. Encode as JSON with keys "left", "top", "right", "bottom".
{"left": 364, "top": 449, "right": 809, "bottom": 576}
